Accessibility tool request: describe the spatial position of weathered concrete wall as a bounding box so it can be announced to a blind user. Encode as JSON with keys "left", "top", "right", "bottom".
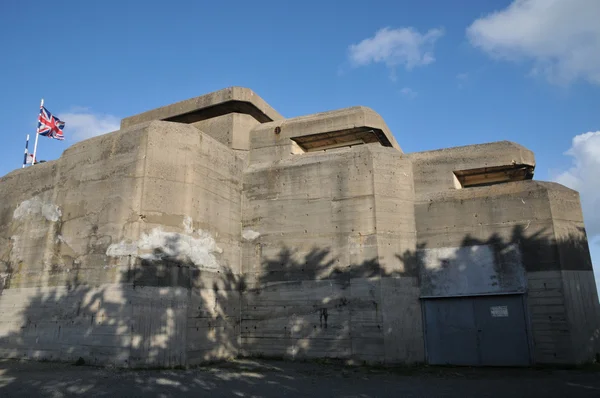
{"left": 418, "top": 243, "right": 526, "bottom": 297}
{"left": 192, "top": 113, "right": 259, "bottom": 151}
{"left": 414, "top": 181, "right": 557, "bottom": 269}
{"left": 0, "top": 121, "right": 245, "bottom": 367}
{"left": 415, "top": 181, "right": 553, "bottom": 363}
{"left": 414, "top": 179, "right": 600, "bottom": 364}
{"left": 547, "top": 186, "right": 600, "bottom": 364}
{"left": 0, "top": 124, "right": 149, "bottom": 365}
{"left": 241, "top": 145, "right": 379, "bottom": 360}
{"left": 116, "top": 121, "right": 244, "bottom": 366}
{"left": 370, "top": 146, "right": 423, "bottom": 363}
{"left": 240, "top": 143, "right": 423, "bottom": 364}
{"left": 0, "top": 122, "right": 150, "bottom": 288}
{"left": 409, "top": 141, "right": 535, "bottom": 196}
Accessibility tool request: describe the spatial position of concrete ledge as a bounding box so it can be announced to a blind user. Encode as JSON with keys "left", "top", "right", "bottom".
{"left": 250, "top": 106, "right": 402, "bottom": 152}
{"left": 408, "top": 141, "right": 535, "bottom": 169}
{"left": 120, "top": 87, "right": 284, "bottom": 128}
{"left": 409, "top": 141, "right": 536, "bottom": 195}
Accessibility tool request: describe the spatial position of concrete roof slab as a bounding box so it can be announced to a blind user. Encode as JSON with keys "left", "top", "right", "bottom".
{"left": 407, "top": 141, "right": 535, "bottom": 168}
{"left": 120, "top": 87, "right": 284, "bottom": 129}
{"left": 250, "top": 106, "right": 402, "bottom": 152}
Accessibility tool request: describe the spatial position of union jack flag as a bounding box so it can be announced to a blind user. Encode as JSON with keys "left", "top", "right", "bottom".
{"left": 38, "top": 106, "right": 65, "bottom": 140}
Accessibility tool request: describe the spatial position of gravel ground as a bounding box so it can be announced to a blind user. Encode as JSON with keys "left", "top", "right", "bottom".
{"left": 1, "top": 359, "right": 600, "bottom": 397}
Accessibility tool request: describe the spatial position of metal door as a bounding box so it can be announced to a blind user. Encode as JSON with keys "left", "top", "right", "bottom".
{"left": 424, "top": 295, "right": 530, "bottom": 366}
{"left": 423, "top": 297, "right": 479, "bottom": 365}
{"left": 473, "top": 295, "right": 530, "bottom": 366}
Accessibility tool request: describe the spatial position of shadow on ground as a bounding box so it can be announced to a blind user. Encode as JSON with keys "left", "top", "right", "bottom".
{"left": 1, "top": 358, "right": 600, "bottom": 398}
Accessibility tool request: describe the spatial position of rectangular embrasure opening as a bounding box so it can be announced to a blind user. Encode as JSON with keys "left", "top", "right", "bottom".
{"left": 291, "top": 127, "right": 391, "bottom": 152}
{"left": 454, "top": 164, "right": 534, "bottom": 188}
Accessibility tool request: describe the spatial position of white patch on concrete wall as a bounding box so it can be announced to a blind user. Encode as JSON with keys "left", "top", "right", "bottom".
{"left": 106, "top": 241, "right": 138, "bottom": 257}
{"left": 419, "top": 243, "right": 526, "bottom": 297}
{"left": 422, "top": 245, "right": 495, "bottom": 271}
{"left": 242, "top": 229, "right": 260, "bottom": 241}
{"left": 106, "top": 226, "right": 223, "bottom": 270}
{"left": 9, "top": 235, "right": 21, "bottom": 264}
{"left": 138, "top": 228, "right": 223, "bottom": 269}
{"left": 13, "top": 196, "right": 61, "bottom": 222}
{"left": 183, "top": 216, "right": 194, "bottom": 234}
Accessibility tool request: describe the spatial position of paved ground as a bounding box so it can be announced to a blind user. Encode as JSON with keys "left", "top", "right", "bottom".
{"left": 1, "top": 359, "right": 600, "bottom": 397}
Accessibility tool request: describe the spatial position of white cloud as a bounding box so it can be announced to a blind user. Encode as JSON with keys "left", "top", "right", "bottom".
{"left": 467, "top": 0, "right": 600, "bottom": 85}
{"left": 60, "top": 108, "right": 120, "bottom": 142}
{"left": 348, "top": 27, "right": 444, "bottom": 76}
{"left": 554, "top": 132, "right": 600, "bottom": 242}
{"left": 400, "top": 87, "right": 418, "bottom": 98}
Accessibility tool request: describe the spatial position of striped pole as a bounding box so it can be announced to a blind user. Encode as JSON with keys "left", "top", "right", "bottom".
{"left": 22, "top": 134, "right": 30, "bottom": 168}
{"left": 31, "top": 98, "right": 43, "bottom": 166}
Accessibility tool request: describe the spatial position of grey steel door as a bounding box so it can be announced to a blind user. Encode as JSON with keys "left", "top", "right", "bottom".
{"left": 424, "top": 295, "right": 530, "bottom": 366}
{"left": 473, "top": 295, "right": 531, "bottom": 366}
{"left": 423, "top": 297, "right": 479, "bottom": 365}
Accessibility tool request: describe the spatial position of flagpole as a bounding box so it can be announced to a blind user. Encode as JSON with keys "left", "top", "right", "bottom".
{"left": 22, "top": 134, "right": 30, "bottom": 168}
{"left": 32, "top": 98, "right": 43, "bottom": 166}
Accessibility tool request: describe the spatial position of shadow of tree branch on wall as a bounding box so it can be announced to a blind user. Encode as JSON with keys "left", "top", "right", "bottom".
{"left": 240, "top": 224, "right": 600, "bottom": 366}
{"left": 0, "top": 224, "right": 599, "bottom": 395}
{"left": 0, "top": 232, "right": 248, "bottom": 395}
{"left": 241, "top": 244, "right": 423, "bottom": 364}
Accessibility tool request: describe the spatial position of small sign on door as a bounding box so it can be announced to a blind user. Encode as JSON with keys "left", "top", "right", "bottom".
{"left": 490, "top": 305, "right": 509, "bottom": 317}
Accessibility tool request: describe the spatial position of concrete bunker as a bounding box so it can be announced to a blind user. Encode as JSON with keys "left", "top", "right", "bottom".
{"left": 0, "top": 87, "right": 598, "bottom": 368}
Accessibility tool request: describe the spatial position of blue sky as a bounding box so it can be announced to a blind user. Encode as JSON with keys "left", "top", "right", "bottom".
{"left": 1, "top": 0, "right": 599, "bottom": 281}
